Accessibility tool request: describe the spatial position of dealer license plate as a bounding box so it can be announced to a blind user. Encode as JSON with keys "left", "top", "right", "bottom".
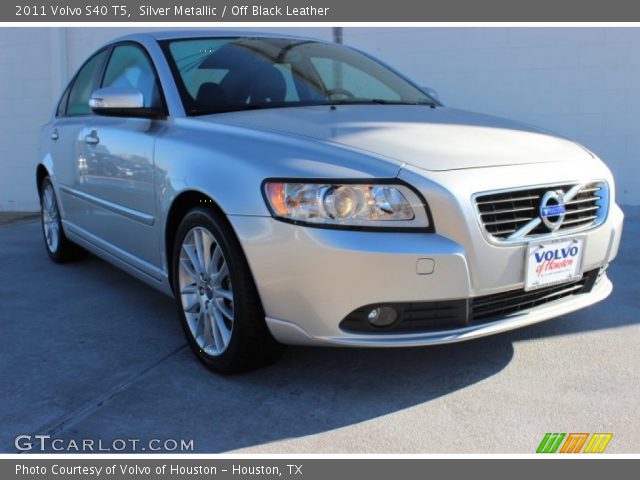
{"left": 524, "top": 237, "right": 584, "bottom": 291}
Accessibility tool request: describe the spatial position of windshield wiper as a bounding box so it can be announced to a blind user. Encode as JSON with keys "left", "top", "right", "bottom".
{"left": 329, "top": 98, "right": 437, "bottom": 107}
{"left": 190, "top": 100, "right": 333, "bottom": 116}
{"left": 189, "top": 98, "right": 438, "bottom": 116}
{"left": 190, "top": 104, "right": 289, "bottom": 116}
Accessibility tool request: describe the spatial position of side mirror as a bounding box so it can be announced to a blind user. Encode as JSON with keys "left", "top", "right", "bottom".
{"left": 89, "top": 87, "right": 163, "bottom": 119}
{"left": 421, "top": 86, "right": 441, "bottom": 103}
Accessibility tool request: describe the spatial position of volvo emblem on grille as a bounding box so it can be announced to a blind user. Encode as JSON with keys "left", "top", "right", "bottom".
{"left": 476, "top": 182, "right": 602, "bottom": 242}
{"left": 539, "top": 190, "right": 567, "bottom": 231}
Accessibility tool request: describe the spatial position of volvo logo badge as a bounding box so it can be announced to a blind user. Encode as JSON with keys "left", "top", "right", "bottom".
{"left": 539, "top": 190, "right": 566, "bottom": 231}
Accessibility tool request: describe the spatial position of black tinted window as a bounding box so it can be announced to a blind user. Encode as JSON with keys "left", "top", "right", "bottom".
{"left": 66, "top": 49, "right": 108, "bottom": 116}
{"left": 162, "top": 37, "right": 435, "bottom": 115}
{"left": 102, "top": 44, "right": 161, "bottom": 108}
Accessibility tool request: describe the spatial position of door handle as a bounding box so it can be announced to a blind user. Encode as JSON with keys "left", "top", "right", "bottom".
{"left": 50, "top": 129, "right": 59, "bottom": 141}
{"left": 84, "top": 131, "right": 99, "bottom": 145}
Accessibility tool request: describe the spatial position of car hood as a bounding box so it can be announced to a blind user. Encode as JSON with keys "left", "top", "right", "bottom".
{"left": 201, "top": 105, "right": 591, "bottom": 171}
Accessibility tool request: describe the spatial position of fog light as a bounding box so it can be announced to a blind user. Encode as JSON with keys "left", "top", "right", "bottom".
{"left": 367, "top": 306, "right": 398, "bottom": 327}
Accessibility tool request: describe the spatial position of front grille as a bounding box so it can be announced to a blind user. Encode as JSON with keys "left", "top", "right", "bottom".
{"left": 470, "top": 271, "right": 597, "bottom": 322}
{"left": 475, "top": 182, "right": 606, "bottom": 241}
{"left": 339, "top": 271, "right": 597, "bottom": 334}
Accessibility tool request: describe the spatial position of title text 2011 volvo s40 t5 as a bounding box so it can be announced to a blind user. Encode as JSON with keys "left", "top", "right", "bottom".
{"left": 37, "top": 31, "right": 624, "bottom": 373}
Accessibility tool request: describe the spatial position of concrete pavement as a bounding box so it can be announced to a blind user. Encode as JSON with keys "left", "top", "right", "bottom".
{"left": 1, "top": 210, "right": 638, "bottom": 453}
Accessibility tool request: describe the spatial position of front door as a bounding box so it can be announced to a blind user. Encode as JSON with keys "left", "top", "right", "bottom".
{"left": 77, "top": 43, "right": 165, "bottom": 269}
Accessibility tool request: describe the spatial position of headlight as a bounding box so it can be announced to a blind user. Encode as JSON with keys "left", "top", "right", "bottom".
{"left": 263, "top": 181, "right": 431, "bottom": 230}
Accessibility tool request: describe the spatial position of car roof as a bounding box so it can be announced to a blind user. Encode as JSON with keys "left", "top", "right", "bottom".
{"left": 108, "top": 29, "right": 328, "bottom": 44}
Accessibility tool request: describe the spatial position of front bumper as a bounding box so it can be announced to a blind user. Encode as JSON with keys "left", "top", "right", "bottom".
{"left": 228, "top": 163, "right": 624, "bottom": 347}
{"left": 268, "top": 276, "right": 613, "bottom": 347}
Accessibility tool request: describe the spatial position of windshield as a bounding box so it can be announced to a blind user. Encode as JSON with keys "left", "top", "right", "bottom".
{"left": 160, "top": 37, "right": 437, "bottom": 115}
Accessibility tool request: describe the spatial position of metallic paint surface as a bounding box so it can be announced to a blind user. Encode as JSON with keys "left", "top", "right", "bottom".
{"left": 37, "top": 31, "right": 625, "bottom": 347}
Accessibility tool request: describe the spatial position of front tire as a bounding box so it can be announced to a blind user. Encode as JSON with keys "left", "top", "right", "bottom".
{"left": 40, "top": 177, "right": 83, "bottom": 263}
{"left": 172, "top": 207, "right": 283, "bottom": 374}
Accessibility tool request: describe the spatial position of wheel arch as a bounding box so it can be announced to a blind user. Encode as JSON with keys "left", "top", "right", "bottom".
{"left": 164, "top": 190, "right": 235, "bottom": 293}
{"left": 36, "top": 164, "right": 51, "bottom": 198}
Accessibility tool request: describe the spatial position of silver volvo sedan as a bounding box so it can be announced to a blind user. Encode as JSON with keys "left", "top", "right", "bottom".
{"left": 37, "top": 31, "right": 624, "bottom": 373}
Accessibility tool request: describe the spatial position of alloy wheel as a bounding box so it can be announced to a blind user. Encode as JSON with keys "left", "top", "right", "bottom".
{"left": 178, "top": 226, "right": 234, "bottom": 356}
{"left": 42, "top": 184, "right": 60, "bottom": 253}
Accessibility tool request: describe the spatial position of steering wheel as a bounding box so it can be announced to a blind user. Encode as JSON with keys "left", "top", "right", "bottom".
{"left": 326, "top": 88, "right": 355, "bottom": 100}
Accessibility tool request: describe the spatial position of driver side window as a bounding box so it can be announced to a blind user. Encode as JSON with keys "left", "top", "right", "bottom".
{"left": 65, "top": 49, "right": 108, "bottom": 116}
{"left": 101, "top": 44, "right": 162, "bottom": 108}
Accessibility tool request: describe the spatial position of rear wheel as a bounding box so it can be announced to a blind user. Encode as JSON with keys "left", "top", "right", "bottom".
{"left": 172, "top": 207, "right": 283, "bottom": 373}
{"left": 40, "top": 177, "right": 83, "bottom": 262}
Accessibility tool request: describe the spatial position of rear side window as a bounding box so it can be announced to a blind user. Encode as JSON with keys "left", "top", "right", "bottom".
{"left": 101, "top": 44, "right": 162, "bottom": 108}
{"left": 66, "top": 49, "right": 108, "bottom": 116}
